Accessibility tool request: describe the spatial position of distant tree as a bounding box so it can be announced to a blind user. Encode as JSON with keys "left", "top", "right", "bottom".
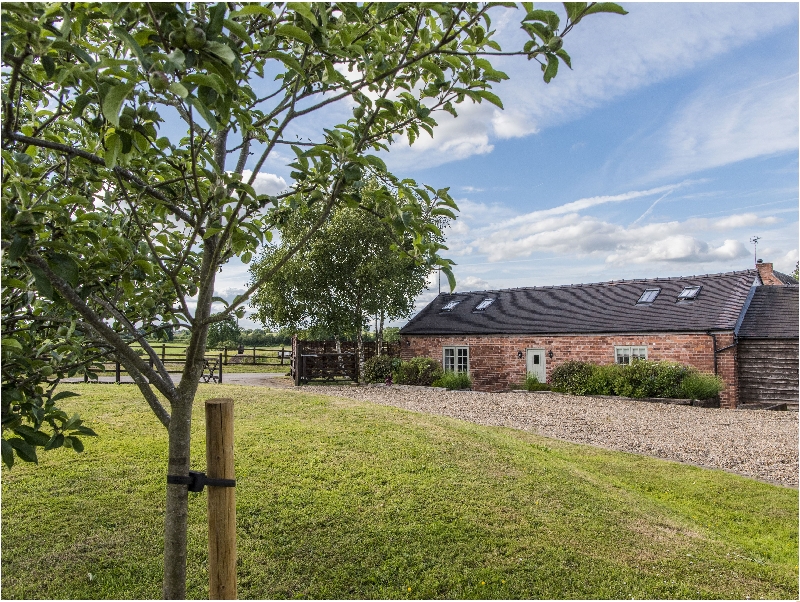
{"left": 250, "top": 202, "right": 438, "bottom": 378}
{"left": 206, "top": 316, "right": 241, "bottom": 348}
{"left": 792, "top": 261, "right": 798, "bottom": 281}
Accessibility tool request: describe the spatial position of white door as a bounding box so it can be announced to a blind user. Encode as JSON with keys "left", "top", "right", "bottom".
{"left": 526, "top": 348, "right": 546, "bottom": 383}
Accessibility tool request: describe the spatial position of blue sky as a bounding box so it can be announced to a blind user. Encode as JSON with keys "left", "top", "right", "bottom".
{"left": 213, "top": 3, "right": 799, "bottom": 329}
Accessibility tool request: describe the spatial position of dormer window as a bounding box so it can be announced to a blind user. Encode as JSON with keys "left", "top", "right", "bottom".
{"left": 637, "top": 288, "right": 660, "bottom": 304}
{"left": 474, "top": 298, "right": 495, "bottom": 311}
{"left": 441, "top": 299, "right": 461, "bottom": 311}
{"left": 677, "top": 286, "right": 701, "bottom": 301}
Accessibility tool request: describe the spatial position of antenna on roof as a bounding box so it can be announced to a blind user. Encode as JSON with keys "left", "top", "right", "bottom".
{"left": 749, "top": 236, "right": 760, "bottom": 266}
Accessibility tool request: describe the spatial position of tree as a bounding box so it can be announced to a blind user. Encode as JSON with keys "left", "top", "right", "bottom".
{"left": 1, "top": 2, "right": 624, "bottom": 597}
{"left": 250, "top": 201, "right": 437, "bottom": 378}
{"left": 206, "top": 315, "right": 241, "bottom": 348}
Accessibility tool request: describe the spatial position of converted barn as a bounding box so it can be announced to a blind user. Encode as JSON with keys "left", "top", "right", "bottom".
{"left": 400, "top": 262, "right": 798, "bottom": 408}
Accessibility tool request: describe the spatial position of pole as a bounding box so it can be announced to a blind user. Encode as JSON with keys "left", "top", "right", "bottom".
{"left": 115, "top": 360, "right": 121, "bottom": 384}
{"left": 218, "top": 353, "right": 223, "bottom": 384}
{"left": 205, "top": 398, "right": 236, "bottom": 600}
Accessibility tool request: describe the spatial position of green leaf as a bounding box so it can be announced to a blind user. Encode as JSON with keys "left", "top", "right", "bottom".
{"left": 1, "top": 439, "right": 14, "bottom": 468}
{"left": 14, "top": 425, "right": 50, "bottom": 447}
{"left": 442, "top": 266, "right": 457, "bottom": 292}
{"left": 8, "top": 438, "right": 38, "bottom": 464}
{"left": 223, "top": 18, "right": 253, "bottom": 48}
{"left": 265, "top": 51, "right": 303, "bottom": 73}
{"left": 187, "top": 97, "right": 218, "bottom": 131}
{"left": 275, "top": 24, "right": 313, "bottom": 46}
{"left": 230, "top": 4, "right": 275, "bottom": 18}
{"left": 476, "top": 90, "right": 503, "bottom": 109}
{"left": 63, "top": 413, "right": 82, "bottom": 431}
{"left": 556, "top": 48, "right": 572, "bottom": 69}
{"left": 169, "top": 82, "right": 189, "bottom": 98}
{"left": 102, "top": 82, "right": 135, "bottom": 128}
{"left": 71, "top": 94, "right": 92, "bottom": 119}
{"left": 288, "top": 3, "right": 318, "bottom": 26}
{"left": 44, "top": 433, "right": 64, "bottom": 451}
{"left": 204, "top": 41, "right": 236, "bottom": 65}
{"left": 74, "top": 425, "right": 98, "bottom": 437}
{"left": 420, "top": 59, "right": 445, "bottom": 82}
{"left": 182, "top": 73, "right": 227, "bottom": 97}
{"left": 563, "top": 2, "right": 588, "bottom": 22}
{"left": 524, "top": 9, "right": 559, "bottom": 30}
{"left": 67, "top": 436, "right": 84, "bottom": 453}
{"left": 27, "top": 264, "right": 55, "bottom": 300}
{"left": 543, "top": 54, "right": 559, "bottom": 83}
{"left": 583, "top": 3, "right": 628, "bottom": 17}
{"left": 48, "top": 253, "right": 80, "bottom": 287}
{"left": 112, "top": 26, "right": 147, "bottom": 65}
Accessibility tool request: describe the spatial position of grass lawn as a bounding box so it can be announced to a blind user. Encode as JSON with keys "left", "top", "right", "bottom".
{"left": 2, "top": 384, "right": 797, "bottom": 599}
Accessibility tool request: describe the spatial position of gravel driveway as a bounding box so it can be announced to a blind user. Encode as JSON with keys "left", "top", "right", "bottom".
{"left": 302, "top": 384, "right": 799, "bottom": 487}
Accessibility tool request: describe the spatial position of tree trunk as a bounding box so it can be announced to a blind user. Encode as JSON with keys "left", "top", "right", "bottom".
{"left": 355, "top": 294, "right": 364, "bottom": 383}
{"left": 162, "top": 397, "right": 193, "bottom": 599}
{"left": 378, "top": 309, "right": 385, "bottom": 357}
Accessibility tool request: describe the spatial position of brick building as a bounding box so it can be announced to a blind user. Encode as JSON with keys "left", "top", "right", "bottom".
{"left": 399, "top": 262, "right": 798, "bottom": 408}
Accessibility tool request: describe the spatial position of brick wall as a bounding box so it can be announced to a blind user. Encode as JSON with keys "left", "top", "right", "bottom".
{"left": 401, "top": 332, "right": 739, "bottom": 407}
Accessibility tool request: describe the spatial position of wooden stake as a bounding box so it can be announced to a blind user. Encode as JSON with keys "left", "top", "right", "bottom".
{"left": 205, "top": 398, "right": 236, "bottom": 599}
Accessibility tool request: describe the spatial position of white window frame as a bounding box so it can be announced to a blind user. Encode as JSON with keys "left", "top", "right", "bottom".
{"left": 615, "top": 345, "right": 648, "bottom": 365}
{"left": 443, "top": 346, "right": 469, "bottom": 373}
{"left": 677, "top": 285, "right": 701, "bottom": 300}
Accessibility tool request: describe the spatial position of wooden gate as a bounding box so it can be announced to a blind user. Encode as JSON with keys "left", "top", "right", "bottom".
{"left": 290, "top": 336, "right": 399, "bottom": 384}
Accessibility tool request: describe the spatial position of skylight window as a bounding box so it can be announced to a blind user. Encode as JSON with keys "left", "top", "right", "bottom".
{"left": 637, "top": 288, "right": 660, "bottom": 304}
{"left": 441, "top": 299, "right": 461, "bottom": 311}
{"left": 677, "top": 285, "right": 701, "bottom": 301}
{"left": 474, "top": 298, "right": 495, "bottom": 311}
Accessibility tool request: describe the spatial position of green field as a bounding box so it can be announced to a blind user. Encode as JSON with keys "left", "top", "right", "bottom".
{"left": 2, "top": 384, "right": 797, "bottom": 599}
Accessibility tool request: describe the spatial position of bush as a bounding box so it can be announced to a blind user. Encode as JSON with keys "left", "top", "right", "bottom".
{"left": 394, "top": 357, "right": 443, "bottom": 386}
{"left": 433, "top": 371, "right": 472, "bottom": 390}
{"left": 522, "top": 372, "right": 550, "bottom": 391}
{"left": 586, "top": 363, "right": 622, "bottom": 395}
{"left": 550, "top": 361, "right": 596, "bottom": 395}
{"left": 681, "top": 372, "right": 724, "bottom": 400}
{"left": 363, "top": 355, "right": 399, "bottom": 383}
{"left": 614, "top": 360, "right": 690, "bottom": 398}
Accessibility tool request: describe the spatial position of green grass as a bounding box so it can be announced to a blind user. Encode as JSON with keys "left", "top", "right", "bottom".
{"left": 2, "top": 385, "right": 797, "bottom": 599}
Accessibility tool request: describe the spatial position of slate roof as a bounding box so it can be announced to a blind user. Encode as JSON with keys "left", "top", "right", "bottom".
{"left": 400, "top": 270, "right": 758, "bottom": 336}
{"left": 772, "top": 270, "right": 798, "bottom": 285}
{"left": 737, "top": 286, "right": 799, "bottom": 339}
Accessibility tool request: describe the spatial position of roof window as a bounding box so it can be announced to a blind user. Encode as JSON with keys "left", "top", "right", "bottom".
{"left": 677, "top": 285, "right": 701, "bottom": 301}
{"left": 637, "top": 288, "right": 660, "bottom": 304}
{"left": 441, "top": 299, "right": 461, "bottom": 311}
{"left": 474, "top": 298, "right": 495, "bottom": 311}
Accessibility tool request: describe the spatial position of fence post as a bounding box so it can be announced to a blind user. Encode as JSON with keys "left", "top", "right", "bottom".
{"left": 205, "top": 398, "right": 236, "bottom": 600}
{"left": 218, "top": 353, "right": 223, "bottom": 384}
{"left": 223, "top": 346, "right": 228, "bottom": 365}
{"left": 115, "top": 360, "right": 121, "bottom": 384}
{"left": 280, "top": 346, "right": 284, "bottom": 366}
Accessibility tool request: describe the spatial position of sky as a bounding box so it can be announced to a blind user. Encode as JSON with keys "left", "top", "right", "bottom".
{"left": 213, "top": 2, "right": 800, "bottom": 330}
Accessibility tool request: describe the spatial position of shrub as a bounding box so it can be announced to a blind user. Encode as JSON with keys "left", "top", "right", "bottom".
{"left": 522, "top": 372, "right": 550, "bottom": 391}
{"left": 433, "top": 371, "right": 472, "bottom": 390}
{"left": 394, "top": 356, "right": 443, "bottom": 386}
{"left": 586, "top": 363, "right": 623, "bottom": 395}
{"left": 550, "top": 361, "right": 596, "bottom": 395}
{"left": 363, "top": 355, "right": 399, "bottom": 383}
{"left": 615, "top": 360, "right": 690, "bottom": 398}
{"left": 681, "top": 372, "right": 724, "bottom": 400}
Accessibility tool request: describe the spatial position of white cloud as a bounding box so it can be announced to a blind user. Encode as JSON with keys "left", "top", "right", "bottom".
{"left": 241, "top": 170, "right": 288, "bottom": 196}
{"left": 381, "top": 4, "right": 797, "bottom": 172}
{"left": 486, "top": 3, "right": 798, "bottom": 139}
{"left": 454, "top": 276, "right": 490, "bottom": 292}
{"left": 649, "top": 74, "right": 799, "bottom": 180}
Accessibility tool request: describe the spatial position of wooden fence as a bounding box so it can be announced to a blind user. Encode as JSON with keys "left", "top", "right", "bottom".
{"left": 291, "top": 337, "right": 401, "bottom": 385}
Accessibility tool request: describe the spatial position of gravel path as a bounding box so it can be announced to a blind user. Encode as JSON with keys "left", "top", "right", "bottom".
{"left": 302, "top": 384, "right": 799, "bottom": 487}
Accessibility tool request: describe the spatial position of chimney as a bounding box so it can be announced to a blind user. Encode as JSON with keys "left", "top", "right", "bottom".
{"left": 756, "top": 260, "right": 783, "bottom": 285}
